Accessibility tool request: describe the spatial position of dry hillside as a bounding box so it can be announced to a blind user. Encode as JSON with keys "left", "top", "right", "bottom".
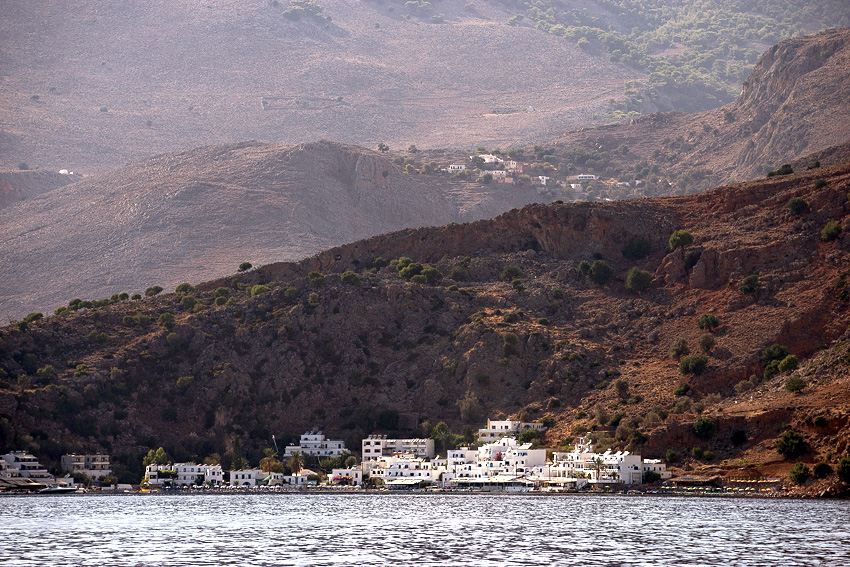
{"left": 1, "top": 159, "right": 849, "bottom": 485}
{"left": 0, "top": 0, "right": 641, "bottom": 174}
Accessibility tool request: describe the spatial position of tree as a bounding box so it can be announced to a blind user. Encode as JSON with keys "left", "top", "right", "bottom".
{"left": 377, "top": 142, "right": 389, "bottom": 152}
{"left": 238, "top": 262, "right": 252, "bottom": 272}
{"left": 679, "top": 354, "right": 708, "bottom": 375}
{"left": 668, "top": 229, "right": 694, "bottom": 250}
{"left": 308, "top": 271, "right": 325, "bottom": 286}
{"left": 775, "top": 430, "right": 804, "bottom": 458}
{"left": 145, "top": 286, "right": 164, "bottom": 297}
{"left": 787, "top": 198, "right": 808, "bottom": 215}
{"left": 621, "top": 236, "right": 651, "bottom": 260}
{"left": 230, "top": 439, "right": 248, "bottom": 471}
{"left": 669, "top": 338, "right": 690, "bottom": 359}
{"left": 785, "top": 375, "right": 805, "bottom": 392}
{"left": 250, "top": 284, "right": 270, "bottom": 296}
{"left": 340, "top": 270, "right": 361, "bottom": 285}
{"left": 625, "top": 267, "right": 652, "bottom": 292}
{"left": 500, "top": 265, "right": 523, "bottom": 281}
{"left": 143, "top": 446, "right": 170, "bottom": 466}
{"left": 697, "top": 333, "right": 716, "bottom": 353}
{"left": 767, "top": 164, "right": 793, "bottom": 177}
{"left": 175, "top": 282, "right": 194, "bottom": 293}
{"left": 287, "top": 451, "right": 304, "bottom": 474}
{"left": 789, "top": 462, "right": 810, "bottom": 485}
{"left": 697, "top": 313, "right": 719, "bottom": 330}
{"left": 589, "top": 260, "right": 613, "bottom": 285}
{"left": 739, "top": 274, "right": 761, "bottom": 295}
{"left": 837, "top": 457, "right": 850, "bottom": 483}
{"left": 644, "top": 470, "right": 661, "bottom": 484}
{"left": 821, "top": 220, "right": 842, "bottom": 242}
{"left": 614, "top": 378, "right": 629, "bottom": 399}
{"left": 158, "top": 312, "right": 176, "bottom": 330}
{"left": 693, "top": 417, "right": 716, "bottom": 439}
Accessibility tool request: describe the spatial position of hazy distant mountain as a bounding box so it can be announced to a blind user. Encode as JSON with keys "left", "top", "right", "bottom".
{"left": 0, "top": 0, "right": 642, "bottom": 174}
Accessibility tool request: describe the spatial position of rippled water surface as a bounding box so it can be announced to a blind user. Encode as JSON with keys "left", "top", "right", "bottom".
{"left": 1, "top": 493, "right": 848, "bottom": 566}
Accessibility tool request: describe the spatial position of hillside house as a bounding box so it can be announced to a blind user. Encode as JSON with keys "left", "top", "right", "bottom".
{"left": 362, "top": 435, "right": 435, "bottom": 461}
{"left": 284, "top": 432, "right": 347, "bottom": 457}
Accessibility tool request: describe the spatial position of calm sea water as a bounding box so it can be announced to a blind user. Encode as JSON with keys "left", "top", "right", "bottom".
{"left": 1, "top": 493, "right": 848, "bottom": 566}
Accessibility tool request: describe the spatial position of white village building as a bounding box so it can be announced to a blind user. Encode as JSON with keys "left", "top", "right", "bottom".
{"left": 478, "top": 418, "right": 546, "bottom": 442}
{"left": 283, "top": 432, "right": 347, "bottom": 457}
{"left": 362, "top": 435, "right": 435, "bottom": 461}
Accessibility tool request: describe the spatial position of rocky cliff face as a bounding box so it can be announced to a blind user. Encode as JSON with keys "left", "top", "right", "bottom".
{"left": 2, "top": 160, "right": 849, "bottom": 483}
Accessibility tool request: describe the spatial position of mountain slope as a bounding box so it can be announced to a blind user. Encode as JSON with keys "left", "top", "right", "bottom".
{"left": 1, "top": 159, "right": 849, "bottom": 483}
{"left": 0, "top": 0, "right": 641, "bottom": 173}
{"left": 0, "top": 141, "right": 548, "bottom": 321}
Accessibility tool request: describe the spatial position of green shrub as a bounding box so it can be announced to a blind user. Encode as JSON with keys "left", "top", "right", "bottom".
{"left": 518, "top": 428, "right": 541, "bottom": 443}
{"left": 625, "top": 267, "right": 652, "bottom": 293}
{"left": 692, "top": 447, "right": 704, "bottom": 459}
{"left": 668, "top": 229, "right": 694, "bottom": 250}
{"left": 697, "top": 313, "right": 720, "bottom": 330}
{"left": 767, "top": 164, "right": 793, "bottom": 177}
{"left": 821, "top": 220, "right": 842, "bottom": 242}
{"left": 577, "top": 260, "right": 591, "bottom": 276}
{"left": 308, "top": 271, "right": 325, "bottom": 286}
{"left": 739, "top": 274, "right": 761, "bottom": 295}
{"left": 176, "top": 376, "right": 193, "bottom": 389}
{"left": 551, "top": 288, "right": 564, "bottom": 300}
{"left": 763, "top": 344, "right": 789, "bottom": 364}
{"left": 775, "top": 430, "right": 804, "bottom": 458}
{"left": 284, "top": 286, "right": 298, "bottom": 300}
{"left": 813, "top": 462, "right": 832, "bottom": 479}
{"left": 158, "top": 312, "right": 176, "bottom": 330}
{"left": 340, "top": 271, "right": 361, "bottom": 285}
{"left": 215, "top": 296, "right": 227, "bottom": 306}
{"left": 250, "top": 285, "right": 270, "bottom": 297}
{"left": 131, "top": 294, "right": 142, "bottom": 300}
{"left": 536, "top": 318, "right": 550, "bottom": 326}
{"left": 665, "top": 449, "right": 678, "bottom": 463}
{"left": 175, "top": 282, "right": 194, "bottom": 293}
{"left": 622, "top": 236, "right": 652, "bottom": 260}
{"left": 214, "top": 287, "right": 230, "bottom": 298}
{"left": 813, "top": 416, "right": 828, "bottom": 427}
{"left": 674, "top": 383, "right": 691, "bottom": 396}
{"left": 410, "top": 274, "right": 428, "bottom": 284}
{"left": 500, "top": 265, "right": 523, "bottom": 281}
{"left": 180, "top": 295, "right": 197, "bottom": 309}
{"left": 669, "top": 338, "right": 690, "bottom": 359}
{"left": 785, "top": 375, "right": 805, "bottom": 392}
{"left": 679, "top": 354, "right": 709, "bottom": 375}
{"left": 448, "top": 266, "right": 468, "bottom": 281}
{"left": 813, "top": 179, "right": 827, "bottom": 189}
{"left": 697, "top": 333, "right": 716, "bottom": 353}
{"left": 420, "top": 266, "right": 443, "bottom": 283}
{"left": 836, "top": 457, "right": 850, "bottom": 483}
{"left": 511, "top": 279, "right": 524, "bottom": 291}
{"left": 787, "top": 198, "right": 809, "bottom": 215}
{"left": 238, "top": 262, "right": 252, "bottom": 272}
{"left": 789, "top": 462, "right": 810, "bottom": 485}
{"left": 589, "top": 260, "right": 613, "bottom": 285}
{"left": 503, "top": 332, "right": 519, "bottom": 357}
{"left": 145, "top": 286, "right": 163, "bottom": 297}
{"left": 778, "top": 355, "right": 798, "bottom": 373}
{"left": 693, "top": 417, "right": 715, "bottom": 439}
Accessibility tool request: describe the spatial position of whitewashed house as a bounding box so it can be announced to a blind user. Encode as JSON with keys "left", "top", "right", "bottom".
{"left": 546, "top": 435, "right": 643, "bottom": 486}
{"left": 642, "top": 459, "right": 672, "bottom": 480}
{"left": 448, "top": 164, "right": 466, "bottom": 172}
{"left": 1, "top": 451, "right": 55, "bottom": 485}
{"left": 283, "top": 432, "right": 346, "bottom": 457}
{"left": 478, "top": 418, "right": 546, "bottom": 442}
{"left": 330, "top": 467, "right": 363, "bottom": 486}
{"left": 362, "top": 435, "right": 435, "bottom": 461}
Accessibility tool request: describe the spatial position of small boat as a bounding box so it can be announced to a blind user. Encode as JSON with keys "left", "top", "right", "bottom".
{"left": 39, "top": 486, "right": 79, "bottom": 494}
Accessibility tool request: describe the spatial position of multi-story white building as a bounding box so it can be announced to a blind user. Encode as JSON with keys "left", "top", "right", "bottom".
{"left": 545, "top": 435, "right": 644, "bottom": 485}
{"left": 145, "top": 463, "right": 224, "bottom": 487}
{"left": 478, "top": 419, "right": 546, "bottom": 442}
{"left": 283, "top": 432, "right": 347, "bottom": 457}
{"left": 367, "top": 454, "right": 445, "bottom": 487}
{"left": 60, "top": 454, "right": 112, "bottom": 479}
{"left": 443, "top": 437, "right": 546, "bottom": 486}
{"left": 361, "top": 435, "right": 435, "bottom": 461}
{"left": 1, "top": 451, "right": 55, "bottom": 484}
